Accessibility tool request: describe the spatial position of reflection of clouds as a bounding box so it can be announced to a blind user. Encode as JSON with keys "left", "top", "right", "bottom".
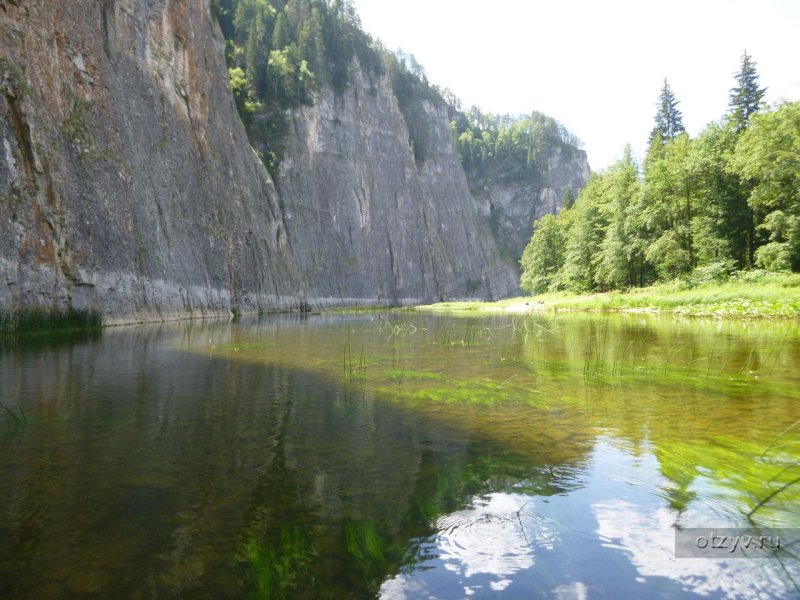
{"left": 551, "top": 581, "right": 589, "bottom": 600}
{"left": 383, "top": 440, "right": 799, "bottom": 599}
{"left": 594, "top": 499, "right": 792, "bottom": 599}
{"left": 381, "top": 493, "right": 556, "bottom": 599}
{"left": 436, "top": 493, "right": 534, "bottom": 578}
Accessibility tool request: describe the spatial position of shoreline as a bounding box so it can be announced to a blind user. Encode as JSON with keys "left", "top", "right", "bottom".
{"left": 2, "top": 273, "right": 799, "bottom": 335}
{"left": 413, "top": 273, "right": 800, "bottom": 319}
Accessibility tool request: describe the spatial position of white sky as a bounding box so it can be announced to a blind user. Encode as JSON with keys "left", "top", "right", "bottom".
{"left": 352, "top": 0, "right": 800, "bottom": 171}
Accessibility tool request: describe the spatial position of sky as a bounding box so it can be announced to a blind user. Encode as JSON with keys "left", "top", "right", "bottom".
{"left": 352, "top": 0, "right": 800, "bottom": 171}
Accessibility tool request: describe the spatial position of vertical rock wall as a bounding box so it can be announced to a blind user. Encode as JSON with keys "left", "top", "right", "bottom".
{"left": 0, "top": 1, "right": 584, "bottom": 324}
{"left": 0, "top": 0, "right": 302, "bottom": 323}
{"left": 275, "top": 66, "right": 517, "bottom": 304}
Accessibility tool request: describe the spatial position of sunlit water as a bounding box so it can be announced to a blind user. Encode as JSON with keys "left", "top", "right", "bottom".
{"left": 0, "top": 312, "right": 798, "bottom": 598}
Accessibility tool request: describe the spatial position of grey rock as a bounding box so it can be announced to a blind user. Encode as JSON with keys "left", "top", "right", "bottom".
{"left": 0, "top": 2, "right": 586, "bottom": 325}
{"left": 470, "top": 146, "right": 591, "bottom": 273}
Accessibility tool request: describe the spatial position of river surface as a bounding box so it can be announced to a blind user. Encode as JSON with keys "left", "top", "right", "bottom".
{"left": 1, "top": 311, "right": 799, "bottom": 599}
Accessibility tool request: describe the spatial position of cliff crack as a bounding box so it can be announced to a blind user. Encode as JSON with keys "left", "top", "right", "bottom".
{"left": 2, "top": 86, "right": 37, "bottom": 193}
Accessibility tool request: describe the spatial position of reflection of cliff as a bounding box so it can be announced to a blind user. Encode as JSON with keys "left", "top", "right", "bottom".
{"left": 0, "top": 321, "right": 593, "bottom": 598}
{"left": 3, "top": 313, "right": 798, "bottom": 596}
{"left": 233, "top": 365, "right": 595, "bottom": 597}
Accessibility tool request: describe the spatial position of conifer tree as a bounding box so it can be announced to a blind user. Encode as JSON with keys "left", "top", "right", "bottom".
{"left": 271, "top": 11, "right": 290, "bottom": 50}
{"left": 729, "top": 51, "right": 766, "bottom": 130}
{"left": 649, "top": 79, "right": 685, "bottom": 144}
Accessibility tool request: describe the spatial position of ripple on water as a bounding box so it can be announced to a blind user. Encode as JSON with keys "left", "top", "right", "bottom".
{"left": 434, "top": 493, "right": 544, "bottom": 578}
{"left": 381, "top": 492, "right": 560, "bottom": 598}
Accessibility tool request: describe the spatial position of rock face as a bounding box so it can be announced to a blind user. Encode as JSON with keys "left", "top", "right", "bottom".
{"left": 0, "top": 1, "right": 581, "bottom": 324}
{"left": 470, "top": 147, "right": 591, "bottom": 269}
{"left": 274, "top": 66, "right": 516, "bottom": 304}
{"left": 1, "top": 0, "right": 300, "bottom": 324}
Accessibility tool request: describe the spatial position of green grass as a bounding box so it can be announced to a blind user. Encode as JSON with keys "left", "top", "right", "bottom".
{"left": 415, "top": 297, "right": 530, "bottom": 313}
{"left": 0, "top": 307, "right": 102, "bottom": 334}
{"left": 416, "top": 271, "right": 800, "bottom": 318}
{"left": 655, "top": 435, "right": 800, "bottom": 524}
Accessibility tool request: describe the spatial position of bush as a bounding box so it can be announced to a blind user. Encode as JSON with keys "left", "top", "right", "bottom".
{"left": 685, "top": 260, "right": 736, "bottom": 286}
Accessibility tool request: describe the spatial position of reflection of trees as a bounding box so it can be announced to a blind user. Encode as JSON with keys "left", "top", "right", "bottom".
{"left": 2, "top": 314, "right": 798, "bottom": 598}
{"left": 505, "top": 314, "right": 800, "bottom": 528}
{"left": 185, "top": 313, "right": 800, "bottom": 596}
{"left": 233, "top": 371, "right": 593, "bottom": 598}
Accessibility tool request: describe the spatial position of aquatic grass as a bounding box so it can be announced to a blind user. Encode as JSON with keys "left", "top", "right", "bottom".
{"left": 762, "top": 418, "right": 800, "bottom": 458}
{"left": 343, "top": 342, "right": 368, "bottom": 380}
{"left": 345, "top": 521, "right": 387, "bottom": 582}
{"left": 239, "top": 529, "right": 318, "bottom": 600}
{"left": 378, "top": 317, "right": 419, "bottom": 336}
{"left": 9, "top": 309, "right": 800, "bottom": 598}
{"left": 434, "top": 321, "right": 487, "bottom": 347}
{"left": 382, "top": 369, "right": 443, "bottom": 382}
{"left": 655, "top": 436, "right": 800, "bottom": 524}
{"left": 192, "top": 312, "right": 799, "bottom": 413}
{"left": 217, "top": 341, "right": 280, "bottom": 351}
{"left": 749, "top": 417, "right": 800, "bottom": 527}
{"left": 0, "top": 307, "right": 102, "bottom": 334}
{"left": 0, "top": 400, "right": 26, "bottom": 428}
{"left": 379, "top": 376, "right": 550, "bottom": 408}
{"left": 437, "top": 321, "right": 455, "bottom": 346}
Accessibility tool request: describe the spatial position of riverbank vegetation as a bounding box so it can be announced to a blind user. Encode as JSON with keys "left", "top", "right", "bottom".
{"left": 0, "top": 307, "right": 102, "bottom": 335}
{"left": 416, "top": 271, "right": 800, "bottom": 318}
{"left": 520, "top": 54, "right": 799, "bottom": 296}
{"left": 211, "top": 0, "right": 581, "bottom": 175}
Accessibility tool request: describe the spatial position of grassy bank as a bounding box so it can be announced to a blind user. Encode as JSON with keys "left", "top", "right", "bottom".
{"left": 416, "top": 271, "right": 800, "bottom": 318}
{"left": 0, "top": 307, "right": 102, "bottom": 334}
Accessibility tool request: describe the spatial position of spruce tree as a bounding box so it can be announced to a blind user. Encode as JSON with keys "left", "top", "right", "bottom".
{"left": 271, "top": 12, "right": 290, "bottom": 51}
{"left": 649, "top": 79, "right": 685, "bottom": 144}
{"left": 729, "top": 51, "right": 766, "bottom": 130}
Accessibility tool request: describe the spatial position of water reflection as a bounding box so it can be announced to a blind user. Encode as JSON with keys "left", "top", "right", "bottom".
{"left": 385, "top": 440, "right": 799, "bottom": 599}
{"left": 0, "top": 313, "right": 798, "bottom": 598}
{"left": 382, "top": 492, "right": 543, "bottom": 598}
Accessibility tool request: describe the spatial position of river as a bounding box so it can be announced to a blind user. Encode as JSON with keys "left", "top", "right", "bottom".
{"left": 1, "top": 312, "right": 798, "bottom": 598}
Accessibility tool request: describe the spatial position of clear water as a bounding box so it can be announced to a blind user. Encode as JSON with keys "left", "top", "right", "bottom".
{"left": 0, "top": 312, "right": 798, "bottom": 599}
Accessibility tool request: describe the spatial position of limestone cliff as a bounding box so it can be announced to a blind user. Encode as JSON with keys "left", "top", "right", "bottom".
{"left": 274, "top": 65, "right": 516, "bottom": 303}
{"left": 470, "top": 146, "right": 591, "bottom": 268}
{"left": 1, "top": 0, "right": 302, "bottom": 324}
{"left": 0, "top": 1, "right": 582, "bottom": 324}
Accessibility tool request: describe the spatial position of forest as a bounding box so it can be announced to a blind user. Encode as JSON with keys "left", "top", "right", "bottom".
{"left": 520, "top": 54, "right": 800, "bottom": 294}
{"left": 212, "top": 0, "right": 580, "bottom": 177}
